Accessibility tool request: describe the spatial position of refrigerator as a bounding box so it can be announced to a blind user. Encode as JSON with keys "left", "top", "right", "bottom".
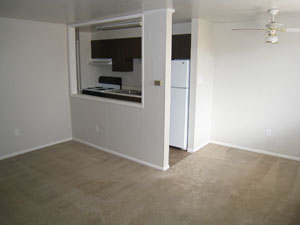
{"left": 169, "top": 60, "right": 190, "bottom": 150}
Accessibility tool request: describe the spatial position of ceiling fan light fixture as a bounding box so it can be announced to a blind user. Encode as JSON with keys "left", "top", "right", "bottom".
{"left": 232, "top": 8, "right": 300, "bottom": 44}
{"left": 266, "top": 34, "right": 278, "bottom": 44}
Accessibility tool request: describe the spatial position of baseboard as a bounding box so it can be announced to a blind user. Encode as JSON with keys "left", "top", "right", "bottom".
{"left": 0, "top": 137, "right": 73, "bottom": 160}
{"left": 187, "top": 140, "right": 211, "bottom": 153}
{"left": 73, "top": 137, "right": 168, "bottom": 171}
{"left": 210, "top": 140, "right": 300, "bottom": 162}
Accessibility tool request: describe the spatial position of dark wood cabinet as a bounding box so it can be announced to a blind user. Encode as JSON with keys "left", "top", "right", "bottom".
{"left": 91, "top": 34, "right": 190, "bottom": 71}
{"left": 91, "top": 39, "right": 114, "bottom": 58}
{"left": 111, "top": 39, "right": 132, "bottom": 71}
{"left": 172, "top": 34, "right": 191, "bottom": 59}
{"left": 91, "top": 38, "right": 141, "bottom": 72}
{"left": 126, "top": 38, "right": 141, "bottom": 58}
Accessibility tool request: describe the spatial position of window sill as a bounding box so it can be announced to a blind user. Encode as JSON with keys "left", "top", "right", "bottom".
{"left": 70, "top": 94, "right": 144, "bottom": 109}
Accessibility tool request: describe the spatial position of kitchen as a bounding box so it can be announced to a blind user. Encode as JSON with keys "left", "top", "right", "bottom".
{"left": 75, "top": 17, "right": 192, "bottom": 161}
{"left": 77, "top": 20, "right": 143, "bottom": 103}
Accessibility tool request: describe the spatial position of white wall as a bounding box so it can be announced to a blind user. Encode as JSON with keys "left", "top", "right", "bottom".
{"left": 70, "top": 9, "right": 173, "bottom": 170}
{"left": 188, "top": 19, "right": 214, "bottom": 152}
{"left": 173, "top": 22, "right": 191, "bottom": 34}
{"left": 212, "top": 19, "right": 300, "bottom": 159}
{"left": 0, "top": 17, "right": 72, "bottom": 158}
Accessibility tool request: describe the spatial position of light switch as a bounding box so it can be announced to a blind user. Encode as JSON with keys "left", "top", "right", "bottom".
{"left": 154, "top": 80, "right": 164, "bottom": 86}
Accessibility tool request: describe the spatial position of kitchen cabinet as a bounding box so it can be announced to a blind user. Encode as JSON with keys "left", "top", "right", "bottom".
{"left": 112, "top": 56, "right": 133, "bottom": 72}
{"left": 111, "top": 39, "right": 132, "bottom": 71}
{"left": 126, "top": 38, "right": 141, "bottom": 58}
{"left": 91, "top": 38, "right": 141, "bottom": 72}
{"left": 172, "top": 34, "right": 191, "bottom": 59}
{"left": 91, "top": 34, "right": 190, "bottom": 71}
{"left": 91, "top": 39, "right": 114, "bottom": 58}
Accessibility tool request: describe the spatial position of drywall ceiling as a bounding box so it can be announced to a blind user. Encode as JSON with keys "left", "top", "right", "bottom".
{"left": 0, "top": 0, "right": 300, "bottom": 24}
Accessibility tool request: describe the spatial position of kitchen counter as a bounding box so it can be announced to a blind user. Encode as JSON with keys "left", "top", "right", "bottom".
{"left": 82, "top": 89, "right": 142, "bottom": 103}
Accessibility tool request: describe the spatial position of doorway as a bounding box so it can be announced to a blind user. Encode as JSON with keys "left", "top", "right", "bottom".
{"left": 169, "top": 59, "right": 191, "bottom": 166}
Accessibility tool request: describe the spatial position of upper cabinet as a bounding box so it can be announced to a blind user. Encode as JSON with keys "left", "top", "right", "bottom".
{"left": 111, "top": 38, "right": 141, "bottom": 71}
{"left": 172, "top": 34, "right": 191, "bottom": 60}
{"left": 124, "top": 38, "right": 141, "bottom": 58}
{"left": 91, "top": 37, "right": 141, "bottom": 72}
{"left": 91, "top": 39, "right": 114, "bottom": 58}
{"left": 91, "top": 34, "right": 190, "bottom": 71}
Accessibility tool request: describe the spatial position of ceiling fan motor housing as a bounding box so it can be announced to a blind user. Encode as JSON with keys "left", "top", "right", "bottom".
{"left": 268, "top": 8, "right": 279, "bottom": 16}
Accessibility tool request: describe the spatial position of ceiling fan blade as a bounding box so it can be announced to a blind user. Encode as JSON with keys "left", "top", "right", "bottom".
{"left": 232, "top": 28, "right": 266, "bottom": 31}
{"left": 285, "top": 28, "right": 300, "bottom": 32}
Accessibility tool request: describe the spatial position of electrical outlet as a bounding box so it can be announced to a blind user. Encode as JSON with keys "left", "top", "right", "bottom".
{"left": 266, "top": 129, "right": 272, "bottom": 137}
{"left": 14, "top": 128, "right": 20, "bottom": 137}
{"left": 96, "top": 125, "right": 99, "bottom": 133}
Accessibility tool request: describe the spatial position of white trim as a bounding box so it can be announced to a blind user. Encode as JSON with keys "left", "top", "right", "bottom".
{"left": 143, "top": 8, "right": 175, "bottom": 15}
{"left": 69, "top": 13, "right": 143, "bottom": 28}
{"left": 161, "top": 9, "right": 173, "bottom": 170}
{"left": 67, "top": 27, "right": 77, "bottom": 95}
{"left": 187, "top": 140, "right": 211, "bottom": 153}
{"left": 141, "top": 14, "right": 145, "bottom": 108}
{"left": 0, "top": 137, "right": 72, "bottom": 160}
{"left": 73, "top": 138, "right": 169, "bottom": 171}
{"left": 211, "top": 140, "right": 300, "bottom": 162}
{"left": 163, "top": 165, "right": 170, "bottom": 171}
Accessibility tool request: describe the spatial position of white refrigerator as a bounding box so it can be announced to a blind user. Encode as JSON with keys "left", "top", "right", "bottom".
{"left": 169, "top": 60, "right": 190, "bottom": 150}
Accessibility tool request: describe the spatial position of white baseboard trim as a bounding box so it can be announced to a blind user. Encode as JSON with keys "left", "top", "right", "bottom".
{"left": 73, "top": 138, "right": 168, "bottom": 171}
{"left": 0, "top": 137, "right": 73, "bottom": 161}
{"left": 187, "top": 140, "right": 211, "bottom": 153}
{"left": 210, "top": 140, "right": 300, "bottom": 162}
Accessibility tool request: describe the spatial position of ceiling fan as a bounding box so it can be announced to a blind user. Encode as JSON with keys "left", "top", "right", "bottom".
{"left": 232, "top": 8, "right": 300, "bottom": 44}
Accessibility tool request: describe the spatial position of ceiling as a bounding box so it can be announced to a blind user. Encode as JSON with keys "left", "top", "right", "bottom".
{"left": 1, "top": 0, "right": 300, "bottom": 24}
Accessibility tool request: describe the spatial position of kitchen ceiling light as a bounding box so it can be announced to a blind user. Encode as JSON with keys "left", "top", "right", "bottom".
{"left": 95, "top": 21, "right": 142, "bottom": 31}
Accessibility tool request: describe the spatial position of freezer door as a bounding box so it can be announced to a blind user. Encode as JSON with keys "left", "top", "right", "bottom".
{"left": 169, "top": 88, "right": 189, "bottom": 150}
{"left": 171, "top": 60, "right": 190, "bottom": 88}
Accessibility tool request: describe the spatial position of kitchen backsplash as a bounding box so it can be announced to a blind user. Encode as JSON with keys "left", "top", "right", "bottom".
{"left": 97, "top": 59, "right": 142, "bottom": 90}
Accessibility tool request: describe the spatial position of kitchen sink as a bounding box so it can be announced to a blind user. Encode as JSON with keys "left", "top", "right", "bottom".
{"left": 106, "top": 89, "right": 142, "bottom": 96}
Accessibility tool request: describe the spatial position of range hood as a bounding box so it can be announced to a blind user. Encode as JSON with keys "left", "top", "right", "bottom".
{"left": 89, "top": 58, "right": 112, "bottom": 65}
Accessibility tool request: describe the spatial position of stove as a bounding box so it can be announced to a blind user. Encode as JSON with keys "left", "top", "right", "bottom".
{"left": 82, "top": 76, "right": 122, "bottom": 95}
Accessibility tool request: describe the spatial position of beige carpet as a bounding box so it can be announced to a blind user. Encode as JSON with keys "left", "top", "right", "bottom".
{"left": 169, "top": 146, "right": 190, "bottom": 166}
{"left": 0, "top": 141, "right": 299, "bottom": 225}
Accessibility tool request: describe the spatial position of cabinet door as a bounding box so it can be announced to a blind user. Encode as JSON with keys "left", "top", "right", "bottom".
{"left": 125, "top": 38, "right": 141, "bottom": 58}
{"left": 91, "top": 40, "right": 114, "bottom": 58}
{"left": 112, "top": 39, "right": 133, "bottom": 72}
{"left": 172, "top": 34, "right": 191, "bottom": 59}
{"left": 91, "top": 37, "right": 141, "bottom": 72}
